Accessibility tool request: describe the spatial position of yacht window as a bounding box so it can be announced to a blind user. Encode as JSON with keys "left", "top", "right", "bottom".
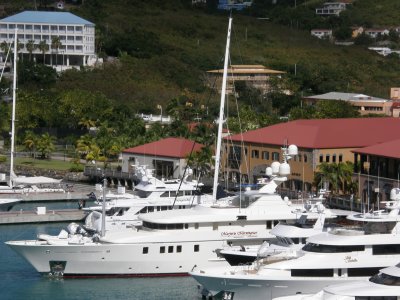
{"left": 373, "top": 244, "right": 400, "bottom": 255}
{"left": 369, "top": 272, "right": 400, "bottom": 286}
{"left": 148, "top": 206, "right": 154, "bottom": 213}
{"left": 302, "top": 243, "right": 364, "bottom": 253}
{"left": 273, "top": 220, "right": 279, "bottom": 226}
{"left": 266, "top": 221, "right": 272, "bottom": 229}
{"left": 160, "top": 192, "right": 169, "bottom": 198}
{"left": 170, "top": 191, "right": 177, "bottom": 197}
{"left": 291, "top": 269, "right": 333, "bottom": 277}
{"left": 184, "top": 224, "right": 188, "bottom": 229}
{"left": 213, "top": 223, "right": 218, "bottom": 230}
{"left": 291, "top": 238, "right": 300, "bottom": 244}
{"left": 139, "top": 207, "right": 147, "bottom": 214}
{"left": 168, "top": 246, "right": 173, "bottom": 253}
{"left": 157, "top": 206, "right": 161, "bottom": 211}
{"left": 160, "top": 246, "right": 165, "bottom": 253}
{"left": 161, "top": 206, "right": 167, "bottom": 211}
{"left": 195, "top": 223, "right": 199, "bottom": 229}
{"left": 177, "top": 191, "right": 184, "bottom": 197}
{"left": 348, "top": 267, "right": 381, "bottom": 277}
{"left": 143, "top": 247, "right": 149, "bottom": 254}
{"left": 194, "top": 245, "right": 200, "bottom": 252}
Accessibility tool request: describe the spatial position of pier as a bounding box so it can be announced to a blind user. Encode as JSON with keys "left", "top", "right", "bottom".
{"left": 0, "top": 208, "right": 87, "bottom": 224}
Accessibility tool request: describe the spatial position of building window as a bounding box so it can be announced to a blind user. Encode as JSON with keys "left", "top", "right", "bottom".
{"left": 298, "top": 155, "right": 302, "bottom": 162}
{"left": 332, "top": 154, "right": 336, "bottom": 163}
{"left": 160, "top": 246, "right": 165, "bottom": 253}
{"left": 272, "top": 152, "right": 280, "bottom": 161}
{"left": 194, "top": 245, "right": 200, "bottom": 252}
{"left": 319, "top": 154, "right": 323, "bottom": 163}
{"left": 177, "top": 246, "right": 182, "bottom": 253}
{"left": 326, "top": 155, "right": 330, "bottom": 163}
{"left": 339, "top": 154, "right": 343, "bottom": 163}
{"left": 168, "top": 246, "right": 173, "bottom": 253}
{"left": 262, "top": 151, "right": 269, "bottom": 160}
{"left": 251, "top": 150, "right": 259, "bottom": 158}
{"left": 143, "top": 247, "right": 149, "bottom": 254}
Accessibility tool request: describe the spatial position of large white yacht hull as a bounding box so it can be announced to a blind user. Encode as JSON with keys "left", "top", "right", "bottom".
{"left": 7, "top": 239, "right": 230, "bottom": 276}
{"left": 191, "top": 272, "right": 363, "bottom": 300}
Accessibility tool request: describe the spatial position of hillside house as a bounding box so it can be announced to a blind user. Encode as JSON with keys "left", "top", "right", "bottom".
{"left": 364, "top": 28, "right": 390, "bottom": 38}
{"left": 218, "top": 0, "right": 252, "bottom": 10}
{"left": 303, "top": 92, "right": 393, "bottom": 117}
{"left": 315, "top": 2, "right": 349, "bottom": 16}
{"left": 311, "top": 29, "right": 332, "bottom": 39}
{"left": 207, "top": 64, "right": 285, "bottom": 95}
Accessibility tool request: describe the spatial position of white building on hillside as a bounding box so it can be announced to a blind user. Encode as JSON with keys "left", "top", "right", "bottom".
{"left": 0, "top": 11, "right": 97, "bottom": 70}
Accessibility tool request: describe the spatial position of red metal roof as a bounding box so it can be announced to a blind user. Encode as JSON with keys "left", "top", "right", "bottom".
{"left": 227, "top": 118, "right": 400, "bottom": 149}
{"left": 123, "top": 137, "right": 204, "bottom": 158}
{"left": 353, "top": 139, "right": 400, "bottom": 159}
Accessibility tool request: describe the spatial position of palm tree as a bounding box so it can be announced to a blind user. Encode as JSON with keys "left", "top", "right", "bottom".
{"left": 38, "top": 40, "right": 49, "bottom": 64}
{"left": 51, "top": 36, "right": 62, "bottom": 66}
{"left": 76, "top": 134, "right": 96, "bottom": 159}
{"left": 78, "top": 117, "right": 97, "bottom": 131}
{"left": 36, "top": 132, "right": 55, "bottom": 159}
{"left": 23, "top": 131, "right": 38, "bottom": 159}
{"left": 0, "top": 40, "right": 9, "bottom": 55}
{"left": 26, "top": 40, "right": 36, "bottom": 61}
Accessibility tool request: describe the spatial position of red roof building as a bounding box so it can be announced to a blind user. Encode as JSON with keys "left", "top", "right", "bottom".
{"left": 223, "top": 118, "right": 400, "bottom": 198}
{"left": 121, "top": 137, "right": 204, "bottom": 179}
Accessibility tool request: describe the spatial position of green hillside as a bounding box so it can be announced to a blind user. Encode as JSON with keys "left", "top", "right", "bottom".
{"left": 2, "top": 0, "right": 400, "bottom": 113}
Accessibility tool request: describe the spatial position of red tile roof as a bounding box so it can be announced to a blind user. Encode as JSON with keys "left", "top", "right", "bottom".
{"left": 227, "top": 118, "right": 400, "bottom": 149}
{"left": 353, "top": 139, "right": 400, "bottom": 159}
{"left": 123, "top": 137, "right": 204, "bottom": 158}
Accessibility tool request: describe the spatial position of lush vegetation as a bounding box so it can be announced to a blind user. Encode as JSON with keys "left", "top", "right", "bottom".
{"left": 0, "top": 0, "right": 399, "bottom": 175}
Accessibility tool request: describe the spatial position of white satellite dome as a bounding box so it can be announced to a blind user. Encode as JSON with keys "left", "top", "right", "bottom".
{"left": 288, "top": 144, "right": 298, "bottom": 156}
{"left": 265, "top": 167, "right": 273, "bottom": 176}
{"left": 271, "top": 161, "right": 281, "bottom": 174}
{"left": 279, "top": 162, "right": 290, "bottom": 176}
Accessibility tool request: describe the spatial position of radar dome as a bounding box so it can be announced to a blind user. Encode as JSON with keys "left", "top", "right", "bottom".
{"left": 279, "top": 162, "right": 290, "bottom": 176}
{"left": 271, "top": 162, "right": 281, "bottom": 174}
{"left": 288, "top": 144, "right": 298, "bottom": 156}
{"left": 390, "top": 188, "right": 400, "bottom": 200}
{"left": 266, "top": 167, "right": 273, "bottom": 176}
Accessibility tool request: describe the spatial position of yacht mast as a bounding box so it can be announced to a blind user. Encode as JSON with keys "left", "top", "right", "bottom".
{"left": 212, "top": 17, "right": 232, "bottom": 201}
{"left": 9, "top": 29, "right": 17, "bottom": 186}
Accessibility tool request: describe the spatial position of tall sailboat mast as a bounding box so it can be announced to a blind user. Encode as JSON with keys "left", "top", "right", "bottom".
{"left": 212, "top": 17, "right": 232, "bottom": 201}
{"left": 9, "top": 29, "right": 17, "bottom": 186}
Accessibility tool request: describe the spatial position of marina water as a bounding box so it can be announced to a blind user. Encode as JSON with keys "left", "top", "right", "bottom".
{"left": 1, "top": 222, "right": 200, "bottom": 300}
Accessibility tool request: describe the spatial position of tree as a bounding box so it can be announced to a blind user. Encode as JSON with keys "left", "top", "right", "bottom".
{"left": 333, "top": 26, "right": 352, "bottom": 40}
{"left": 51, "top": 36, "right": 62, "bottom": 66}
{"left": 36, "top": 132, "right": 55, "bottom": 159}
{"left": 314, "top": 161, "right": 355, "bottom": 194}
{"left": 23, "top": 131, "right": 38, "bottom": 159}
{"left": 26, "top": 40, "right": 36, "bottom": 61}
{"left": 38, "top": 40, "right": 49, "bottom": 63}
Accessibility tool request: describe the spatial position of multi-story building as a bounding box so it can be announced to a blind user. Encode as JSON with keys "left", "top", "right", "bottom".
{"left": 0, "top": 11, "right": 96, "bottom": 70}
{"left": 315, "top": 2, "right": 349, "bottom": 16}
{"left": 303, "top": 92, "right": 393, "bottom": 117}
{"left": 223, "top": 118, "right": 400, "bottom": 202}
{"left": 207, "top": 64, "right": 285, "bottom": 95}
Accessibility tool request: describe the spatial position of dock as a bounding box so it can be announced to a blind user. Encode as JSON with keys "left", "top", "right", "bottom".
{"left": 0, "top": 208, "right": 88, "bottom": 224}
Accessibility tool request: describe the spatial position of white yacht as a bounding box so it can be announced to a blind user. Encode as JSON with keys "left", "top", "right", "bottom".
{"left": 274, "top": 262, "right": 400, "bottom": 300}
{"left": 218, "top": 207, "right": 333, "bottom": 266}
{"left": 83, "top": 165, "right": 215, "bottom": 231}
{"left": 190, "top": 187, "right": 400, "bottom": 300}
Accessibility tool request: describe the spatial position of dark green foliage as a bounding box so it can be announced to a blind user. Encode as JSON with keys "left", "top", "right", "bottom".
{"left": 18, "top": 61, "right": 57, "bottom": 87}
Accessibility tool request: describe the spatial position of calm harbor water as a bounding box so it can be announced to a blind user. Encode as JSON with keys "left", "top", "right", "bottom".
{"left": 0, "top": 222, "right": 200, "bottom": 300}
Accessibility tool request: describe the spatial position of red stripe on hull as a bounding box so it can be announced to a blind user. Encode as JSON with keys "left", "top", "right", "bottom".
{"left": 58, "top": 272, "right": 190, "bottom": 278}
